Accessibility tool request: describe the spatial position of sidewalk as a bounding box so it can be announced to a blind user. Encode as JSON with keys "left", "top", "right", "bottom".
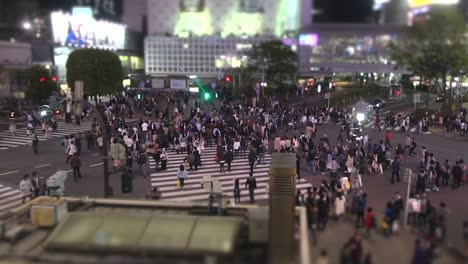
{"left": 310, "top": 215, "right": 464, "bottom": 264}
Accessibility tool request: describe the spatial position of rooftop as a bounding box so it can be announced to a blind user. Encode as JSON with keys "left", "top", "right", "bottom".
{"left": 0, "top": 197, "right": 310, "bottom": 264}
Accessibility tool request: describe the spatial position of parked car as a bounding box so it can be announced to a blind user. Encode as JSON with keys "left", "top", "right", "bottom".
{"left": 436, "top": 93, "right": 445, "bottom": 102}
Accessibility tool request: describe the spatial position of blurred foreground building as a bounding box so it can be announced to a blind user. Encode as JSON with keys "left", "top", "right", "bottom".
{"left": 0, "top": 197, "right": 310, "bottom": 264}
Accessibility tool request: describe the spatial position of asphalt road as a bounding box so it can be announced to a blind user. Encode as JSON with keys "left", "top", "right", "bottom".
{"left": 0, "top": 96, "right": 466, "bottom": 256}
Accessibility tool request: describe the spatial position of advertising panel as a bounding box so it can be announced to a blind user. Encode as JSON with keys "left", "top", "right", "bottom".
{"left": 53, "top": 46, "right": 74, "bottom": 82}
{"left": 50, "top": 10, "right": 126, "bottom": 50}
{"left": 170, "top": 79, "right": 187, "bottom": 90}
{"left": 152, "top": 79, "right": 165, "bottom": 89}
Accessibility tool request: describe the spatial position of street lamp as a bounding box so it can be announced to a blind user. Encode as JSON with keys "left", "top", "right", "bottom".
{"left": 356, "top": 112, "right": 365, "bottom": 125}
{"left": 22, "top": 22, "right": 31, "bottom": 30}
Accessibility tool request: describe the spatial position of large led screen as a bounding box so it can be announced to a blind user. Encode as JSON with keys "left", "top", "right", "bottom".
{"left": 50, "top": 11, "right": 126, "bottom": 50}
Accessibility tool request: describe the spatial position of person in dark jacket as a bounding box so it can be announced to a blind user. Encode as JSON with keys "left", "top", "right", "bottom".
{"left": 225, "top": 149, "right": 234, "bottom": 172}
{"left": 31, "top": 134, "right": 39, "bottom": 154}
{"left": 245, "top": 172, "right": 257, "bottom": 203}
{"left": 452, "top": 161, "right": 463, "bottom": 189}
{"left": 248, "top": 149, "right": 256, "bottom": 172}
{"left": 69, "top": 153, "right": 82, "bottom": 182}
{"left": 233, "top": 178, "right": 241, "bottom": 203}
{"left": 391, "top": 157, "right": 401, "bottom": 184}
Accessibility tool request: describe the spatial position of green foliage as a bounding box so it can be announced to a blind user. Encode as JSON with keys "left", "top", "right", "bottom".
{"left": 25, "top": 65, "right": 58, "bottom": 104}
{"left": 389, "top": 8, "right": 467, "bottom": 95}
{"left": 247, "top": 40, "right": 297, "bottom": 97}
{"left": 66, "top": 49, "right": 123, "bottom": 97}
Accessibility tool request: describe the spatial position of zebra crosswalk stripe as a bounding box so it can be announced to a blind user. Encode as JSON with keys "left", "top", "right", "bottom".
{"left": 0, "top": 120, "right": 116, "bottom": 150}
{"left": 149, "top": 145, "right": 312, "bottom": 203}
{"left": 0, "top": 184, "right": 23, "bottom": 214}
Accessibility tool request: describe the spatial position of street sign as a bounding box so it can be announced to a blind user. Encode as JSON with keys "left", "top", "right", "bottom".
{"left": 403, "top": 168, "right": 413, "bottom": 183}
{"left": 324, "top": 92, "right": 330, "bottom": 99}
{"left": 413, "top": 93, "right": 421, "bottom": 103}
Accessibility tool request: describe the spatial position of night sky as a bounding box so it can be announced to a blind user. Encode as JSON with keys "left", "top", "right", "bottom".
{"left": 315, "top": 0, "right": 374, "bottom": 22}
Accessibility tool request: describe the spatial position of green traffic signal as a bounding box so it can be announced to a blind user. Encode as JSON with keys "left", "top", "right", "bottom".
{"left": 137, "top": 93, "right": 142, "bottom": 100}
{"left": 203, "top": 92, "right": 211, "bottom": 100}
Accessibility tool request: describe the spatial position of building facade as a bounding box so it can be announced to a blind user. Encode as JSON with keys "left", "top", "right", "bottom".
{"left": 298, "top": 24, "right": 409, "bottom": 77}
{"left": 145, "top": 35, "right": 278, "bottom": 77}
{"left": 0, "top": 41, "right": 31, "bottom": 97}
{"left": 144, "top": 0, "right": 311, "bottom": 80}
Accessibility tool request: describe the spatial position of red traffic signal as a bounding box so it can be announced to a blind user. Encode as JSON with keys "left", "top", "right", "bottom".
{"left": 225, "top": 76, "right": 231, "bottom": 82}
{"left": 39, "top": 77, "right": 46, "bottom": 82}
{"left": 51, "top": 76, "right": 57, "bottom": 82}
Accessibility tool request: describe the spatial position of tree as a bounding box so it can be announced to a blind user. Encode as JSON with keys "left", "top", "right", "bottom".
{"left": 389, "top": 8, "right": 468, "bottom": 109}
{"left": 25, "top": 65, "right": 58, "bottom": 105}
{"left": 66, "top": 49, "right": 123, "bottom": 99}
{"left": 247, "top": 40, "right": 297, "bottom": 98}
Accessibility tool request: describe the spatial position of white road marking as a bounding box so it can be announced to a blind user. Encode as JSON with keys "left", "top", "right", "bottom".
{"left": 0, "top": 170, "right": 19, "bottom": 176}
{"left": 89, "top": 162, "right": 104, "bottom": 167}
{"left": 33, "top": 164, "right": 52, "bottom": 169}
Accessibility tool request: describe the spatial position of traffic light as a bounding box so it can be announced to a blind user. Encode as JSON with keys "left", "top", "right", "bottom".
{"left": 137, "top": 93, "right": 142, "bottom": 100}
{"left": 225, "top": 76, "right": 231, "bottom": 82}
{"left": 39, "top": 77, "right": 46, "bottom": 82}
{"left": 51, "top": 76, "right": 57, "bottom": 82}
{"left": 203, "top": 92, "right": 211, "bottom": 101}
{"left": 9, "top": 111, "right": 16, "bottom": 118}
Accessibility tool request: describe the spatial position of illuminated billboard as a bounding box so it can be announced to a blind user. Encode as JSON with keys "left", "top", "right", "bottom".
{"left": 149, "top": 0, "right": 300, "bottom": 38}
{"left": 50, "top": 10, "right": 126, "bottom": 50}
{"left": 408, "top": 0, "right": 459, "bottom": 8}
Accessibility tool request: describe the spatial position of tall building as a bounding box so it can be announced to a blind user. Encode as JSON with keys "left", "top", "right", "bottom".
{"left": 145, "top": 0, "right": 312, "bottom": 81}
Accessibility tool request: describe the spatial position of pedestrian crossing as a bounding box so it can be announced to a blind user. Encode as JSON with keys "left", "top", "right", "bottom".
{"left": 0, "top": 118, "right": 139, "bottom": 150}
{"left": 149, "top": 146, "right": 313, "bottom": 203}
{"left": 0, "top": 183, "right": 23, "bottom": 216}
{"left": 363, "top": 111, "right": 418, "bottom": 133}
{"left": 0, "top": 121, "right": 95, "bottom": 150}
{"left": 362, "top": 121, "right": 418, "bottom": 132}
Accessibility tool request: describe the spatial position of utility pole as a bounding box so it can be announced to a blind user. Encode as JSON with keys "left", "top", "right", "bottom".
{"left": 404, "top": 168, "right": 413, "bottom": 229}
{"left": 95, "top": 105, "right": 111, "bottom": 198}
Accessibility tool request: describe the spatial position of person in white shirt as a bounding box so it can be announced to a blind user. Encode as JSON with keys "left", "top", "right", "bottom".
{"left": 19, "top": 174, "right": 33, "bottom": 203}
{"left": 66, "top": 141, "right": 77, "bottom": 163}
{"left": 124, "top": 134, "right": 134, "bottom": 149}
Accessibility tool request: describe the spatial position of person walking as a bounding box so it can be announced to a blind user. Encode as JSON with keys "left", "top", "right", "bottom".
{"left": 334, "top": 193, "right": 346, "bottom": 220}
{"left": 233, "top": 178, "right": 241, "bottom": 204}
{"left": 219, "top": 151, "right": 225, "bottom": 173}
{"left": 408, "top": 137, "right": 417, "bottom": 157}
{"left": 66, "top": 140, "right": 76, "bottom": 163}
{"left": 177, "top": 164, "right": 188, "bottom": 190}
{"left": 31, "top": 134, "right": 39, "bottom": 154}
{"left": 30, "top": 171, "right": 41, "bottom": 197}
{"left": 19, "top": 174, "right": 33, "bottom": 203}
{"left": 355, "top": 192, "right": 367, "bottom": 228}
{"left": 452, "top": 160, "right": 462, "bottom": 189}
{"left": 70, "top": 153, "right": 82, "bottom": 182}
{"left": 160, "top": 148, "right": 168, "bottom": 171}
{"left": 384, "top": 130, "right": 392, "bottom": 149}
{"left": 226, "top": 149, "right": 234, "bottom": 172}
{"left": 363, "top": 207, "right": 375, "bottom": 239}
{"left": 248, "top": 149, "right": 256, "bottom": 172}
{"left": 245, "top": 172, "right": 257, "bottom": 203}
{"left": 391, "top": 157, "right": 401, "bottom": 184}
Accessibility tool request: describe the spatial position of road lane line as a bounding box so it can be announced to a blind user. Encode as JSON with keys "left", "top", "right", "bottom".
{"left": 0, "top": 170, "right": 19, "bottom": 176}
{"left": 89, "top": 162, "right": 103, "bottom": 167}
{"left": 33, "top": 164, "right": 52, "bottom": 169}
